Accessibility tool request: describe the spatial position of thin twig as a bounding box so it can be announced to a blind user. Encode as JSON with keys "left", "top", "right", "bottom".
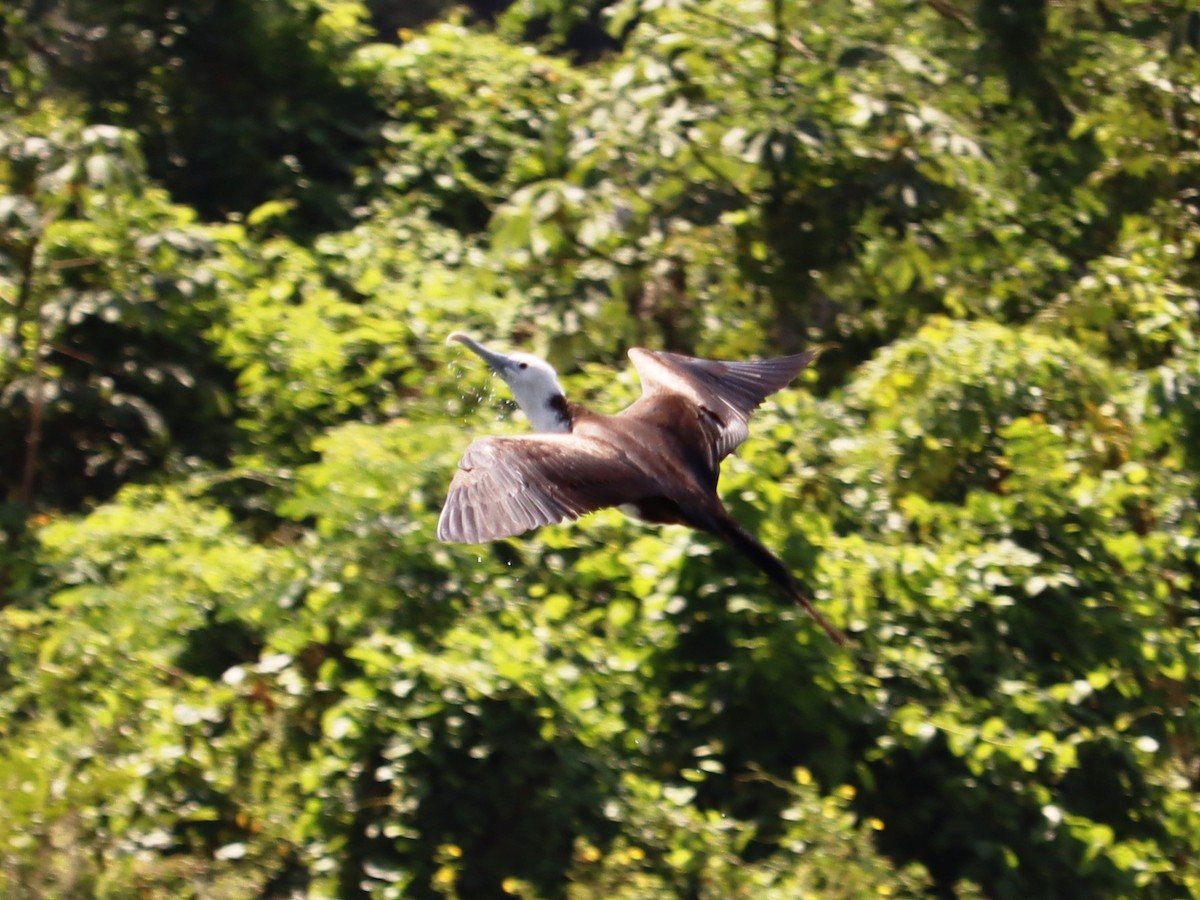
{"left": 684, "top": 5, "right": 776, "bottom": 47}
{"left": 19, "top": 304, "right": 46, "bottom": 509}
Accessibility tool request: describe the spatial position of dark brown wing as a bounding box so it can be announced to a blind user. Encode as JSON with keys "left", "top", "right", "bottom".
{"left": 437, "top": 433, "right": 655, "bottom": 543}
{"left": 624, "top": 347, "right": 820, "bottom": 464}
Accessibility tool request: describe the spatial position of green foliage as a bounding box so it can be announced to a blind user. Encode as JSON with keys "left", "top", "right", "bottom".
{"left": 0, "top": 113, "right": 234, "bottom": 510}
{"left": 3, "top": 0, "right": 379, "bottom": 228}
{"left": 3, "top": 1, "right": 1200, "bottom": 898}
{"left": 1042, "top": 212, "right": 1200, "bottom": 367}
{"left": 353, "top": 23, "right": 580, "bottom": 231}
{"left": 0, "top": 486, "right": 305, "bottom": 896}
{"left": 206, "top": 207, "right": 518, "bottom": 467}
{"left": 498, "top": 0, "right": 981, "bottom": 355}
{"left": 1145, "top": 350, "right": 1200, "bottom": 471}
{"left": 844, "top": 318, "right": 1122, "bottom": 502}
{"left": 808, "top": 323, "right": 1200, "bottom": 895}
{"left": 564, "top": 771, "right": 940, "bottom": 899}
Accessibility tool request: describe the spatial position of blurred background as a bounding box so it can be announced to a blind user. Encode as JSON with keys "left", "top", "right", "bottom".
{"left": 1, "top": 0, "right": 1198, "bottom": 897}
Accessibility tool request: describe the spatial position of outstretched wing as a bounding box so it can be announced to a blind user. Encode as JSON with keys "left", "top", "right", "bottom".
{"left": 437, "top": 433, "right": 655, "bottom": 543}
{"left": 624, "top": 347, "right": 821, "bottom": 464}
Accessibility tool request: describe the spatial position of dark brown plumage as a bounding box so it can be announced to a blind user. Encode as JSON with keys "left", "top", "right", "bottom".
{"left": 439, "top": 334, "right": 847, "bottom": 646}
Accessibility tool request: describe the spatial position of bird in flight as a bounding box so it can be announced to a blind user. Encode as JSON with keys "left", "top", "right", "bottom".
{"left": 438, "top": 332, "right": 847, "bottom": 645}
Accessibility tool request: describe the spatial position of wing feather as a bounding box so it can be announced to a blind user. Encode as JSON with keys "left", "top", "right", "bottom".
{"left": 437, "top": 434, "right": 654, "bottom": 543}
{"left": 625, "top": 347, "right": 820, "bottom": 461}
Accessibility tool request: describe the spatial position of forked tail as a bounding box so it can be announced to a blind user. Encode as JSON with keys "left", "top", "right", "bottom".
{"left": 708, "top": 514, "right": 849, "bottom": 647}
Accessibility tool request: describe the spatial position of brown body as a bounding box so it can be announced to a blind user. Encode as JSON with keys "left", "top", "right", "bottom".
{"left": 438, "top": 341, "right": 847, "bottom": 646}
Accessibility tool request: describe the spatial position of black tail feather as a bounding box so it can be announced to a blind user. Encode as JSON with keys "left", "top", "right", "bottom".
{"left": 707, "top": 513, "right": 849, "bottom": 647}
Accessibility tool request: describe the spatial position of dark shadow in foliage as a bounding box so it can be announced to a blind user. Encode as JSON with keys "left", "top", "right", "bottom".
{"left": 641, "top": 542, "right": 875, "bottom": 823}
{"left": 0, "top": 302, "right": 237, "bottom": 512}
{"left": 345, "top": 696, "right": 613, "bottom": 900}
{"left": 510, "top": 2, "right": 624, "bottom": 64}
{"left": 175, "top": 615, "right": 264, "bottom": 679}
{"left": 977, "top": 0, "right": 1072, "bottom": 130}
{"left": 364, "top": 0, "right": 456, "bottom": 36}
{"left": 0, "top": 503, "right": 39, "bottom": 607}
{"left": 13, "top": 0, "right": 381, "bottom": 233}
{"left": 867, "top": 737, "right": 1156, "bottom": 900}
{"left": 365, "top": 0, "right": 511, "bottom": 37}
{"left": 865, "top": 741, "right": 1034, "bottom": 898}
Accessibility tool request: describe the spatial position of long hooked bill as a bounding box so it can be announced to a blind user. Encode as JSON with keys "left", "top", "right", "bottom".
{"left": 447, "top": 331, "right": 513, "bottom": 372}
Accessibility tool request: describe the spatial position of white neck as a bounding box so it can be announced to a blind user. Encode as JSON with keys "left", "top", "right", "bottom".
{"left": 512, "top": 387, "right": 570, "bottom": 433}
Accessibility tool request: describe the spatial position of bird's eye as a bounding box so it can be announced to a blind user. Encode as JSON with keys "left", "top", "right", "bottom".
{"left": 518, "top": 362, "right": 529, "bottom": 369}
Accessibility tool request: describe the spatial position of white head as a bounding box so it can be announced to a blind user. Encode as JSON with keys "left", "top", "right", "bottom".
{"left": 448, "top": 331, "right": 570, "bottom": 433}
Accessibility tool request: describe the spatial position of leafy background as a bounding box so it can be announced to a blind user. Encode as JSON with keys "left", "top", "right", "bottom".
{"left": 2, "top": 0, "right": 1199, "bottom": 897}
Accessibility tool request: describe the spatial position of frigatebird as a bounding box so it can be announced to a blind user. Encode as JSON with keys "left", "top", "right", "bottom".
{"left": 438, "top": 332, "right": 847, "bottom": 646}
